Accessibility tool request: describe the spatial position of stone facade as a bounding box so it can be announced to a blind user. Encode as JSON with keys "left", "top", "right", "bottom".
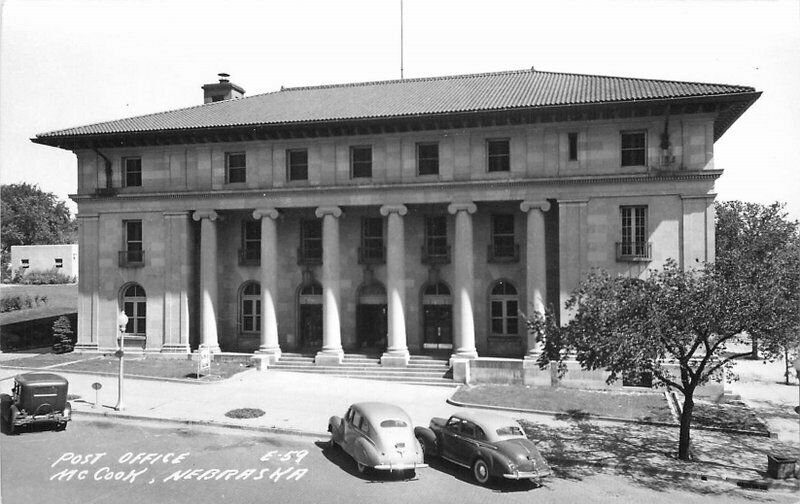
{"left": 33, "top": 70, "right": 756, "bottom": 380}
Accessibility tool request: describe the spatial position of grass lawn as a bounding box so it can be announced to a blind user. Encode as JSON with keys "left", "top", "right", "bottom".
{"left": 0, "top": 283, "right": 78, "bottom": 313}
{"left": 0, "top": 352, "right": 251, "bottom": 381}
{"left": 452, "top": 384, "right": 769, "bottom": 434}
{"left": 452, "top": 384, "right": 674, "bottom": 423}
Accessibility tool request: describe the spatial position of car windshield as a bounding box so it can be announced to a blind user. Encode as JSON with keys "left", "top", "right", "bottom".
{"left": 496, "top": 425, "right": 525, "bottom": 437}
{"left": 379, "top": 419, "right": 408, "bottom": 428}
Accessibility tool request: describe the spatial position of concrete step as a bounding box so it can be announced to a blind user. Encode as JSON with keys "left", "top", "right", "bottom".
{"left": 270, "top": 363, "right": 447, "bottom": 375}
{"left": 269, "top": 367, "right": 456, "bottom": 387}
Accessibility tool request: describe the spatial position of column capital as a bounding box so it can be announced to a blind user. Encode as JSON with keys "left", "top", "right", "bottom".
{"left": 447, "top": 202, "right": 477, "bottom": 215}
{"left": 192, "top": 209, "right": 219, "bottom": 222}
{"left": 315, "top": 206, "right": 342, "bottom": 218}
{"left": 520, "top": 200, "right": 551, "bottom": 213}
{"left": 253, "top": 208, "right": 279, "bottom": 220}
{"left": 380, "top": 204, "right": 408, "bottom": 217}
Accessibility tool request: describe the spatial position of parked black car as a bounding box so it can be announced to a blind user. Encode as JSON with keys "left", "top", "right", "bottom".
{"left": 414, "top": 411, "right": 550, "bottom": 485}
{"left": 2, "top": 373, "right": 72, "bottom": 434}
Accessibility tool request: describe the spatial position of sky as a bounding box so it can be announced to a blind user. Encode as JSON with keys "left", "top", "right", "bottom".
{"left": 1, "top": 0, "right": 798, "bottom": 220}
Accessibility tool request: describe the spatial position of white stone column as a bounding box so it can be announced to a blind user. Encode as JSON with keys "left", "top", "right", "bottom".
{"left": 74, "top": 213, "right": 100, "bottom": 351}
{"left": 448, "top": 202, "right": 478, "bottom": 363}
{"left": 521, "top": 200, "right": 550, "bottom": 357}
{"left": 162, "top": 211, "right": 191, "bottom": 353}
{"left": 315, "top": 206, "right": 344, "bottom": 365}
{"left": 192, "top": 210, "right": 221, "bottom": 353}
{"left": 380, "top": 204, "right": 410, "bottom": 367}
{"left": 254, "top": 208, "right": 281, "bottom": 362}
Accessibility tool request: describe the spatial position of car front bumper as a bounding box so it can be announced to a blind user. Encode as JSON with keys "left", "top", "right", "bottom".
{"left": 373, "top": 462, "right": 428, "bottom": 472}
{"left": 502, "top": 468, "right": 552, "bottom": 480}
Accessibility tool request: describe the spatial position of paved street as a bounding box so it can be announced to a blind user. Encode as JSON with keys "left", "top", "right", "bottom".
{"left": 2, "top": 418, "right": 797, "bottom": 504}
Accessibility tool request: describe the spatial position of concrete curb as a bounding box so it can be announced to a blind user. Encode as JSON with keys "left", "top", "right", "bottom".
{"left": 72, "top": 409, "right": 330, "bottom": 439}
{"left": 446, "top": 397, "right": 773, "bottom": 438}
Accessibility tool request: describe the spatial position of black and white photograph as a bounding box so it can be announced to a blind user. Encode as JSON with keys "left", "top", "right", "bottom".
{"left": 1, "top": 0, "right": 798, "bottom": 502}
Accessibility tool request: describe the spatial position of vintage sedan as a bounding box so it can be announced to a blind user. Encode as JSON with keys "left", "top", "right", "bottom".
{"left": 414, "top": 411, "right": 551, "bottom": 485}
{"left": 1, "top": 373, "right": 72, "bottom": 434}
{"left": 328, "top": 402, "right": 427, "bottom": 476}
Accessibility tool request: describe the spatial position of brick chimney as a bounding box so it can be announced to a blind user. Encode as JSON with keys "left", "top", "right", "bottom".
{"left": 202, "top": 73, "right": 245, "bottom": 103}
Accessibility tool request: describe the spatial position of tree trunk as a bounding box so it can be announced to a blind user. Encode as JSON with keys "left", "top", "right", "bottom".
{"left": 678, "top": 394, "right": 694, "bottom": 461}
{"left": 750, "top": 335, "right": 758, "bottom": 359}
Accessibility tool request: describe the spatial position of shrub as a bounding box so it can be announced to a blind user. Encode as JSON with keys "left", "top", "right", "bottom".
{"left": 52, "top": 315, "right": 75, "bottom": 354}
{"left": 10, "top": 268, "right": 75, "bottom": 285}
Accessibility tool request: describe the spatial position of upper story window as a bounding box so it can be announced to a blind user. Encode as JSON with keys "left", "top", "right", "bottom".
{"left": 359, "top": 217, "right": 385, "bottom": 264}
{"left": 20, "top": 259, "right": 29, "bottom": 269}
{"left": 568, "top": 132, "right": 578, "bottom": 161}
{"left": 298, "top": 219, "right": 322, "bottom": 265}
{"left": 239, "top": 220, "right": 261, "bottom": 265}
{"left": 350, "top": 146, "right": 372, "bottom": 179}
{"left": 124, "top": 157, "right": 142, "bottom": 187}
{"left": 422, "top": 215, "right": 449, "bottom": 264}
{"left": 120, "top": 220, "right": 144, "bottom": 267}
{"left": 226, "top": 152, "right": 246, "bottom": 184}
{"left": 487, "top": 139, "right": 510, "bottom": 172}
{"left": 617, "top": 205, "right": 651, "bottom": 261}
{"left": 488, "top": 214, "right": 519, "bottom": 262}
{"left": 55, "top": 258, "right": 63, "bottom": 269}
{"left": 490, "top": 280, "right": 519, "bottom": 336}
{"left": 416, "top": 142, "right": 439, "bottom": 176}
{"left": 287, "top": 149, "right": 308, "bottom": 181}
{"left": 621, "top": 131, "right": 646, "bottom": 167}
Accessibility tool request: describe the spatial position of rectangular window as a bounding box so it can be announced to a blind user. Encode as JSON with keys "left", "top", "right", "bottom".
{"left": 416, "top": 142, "right": 439, "bottom": 176}
{"left": 621, "top": 131, "right": 646, "bottom": 166}
{"left": 423, "top": 215, "right": 449, "bottom": 263}
{"left": 55, "top": 258, "right": 63, "bottom": 268}
{"left": 124, "top": 157, "right": 142, "bottom": 187}
{"left": 350, "top": 146, "right": 372, "bottom": 178}
{"left": 568, "top": 132, "right": 578, "bottom": 161}
{"left": 226, "top": 152, "right": 246, "bottom": 183}
{"left": 122, "top": 220, "right": 144, "bottom": 266}
{"left": 240, "top": 220, "right": 261, "bottom": 264}
{"left": 619, "top": 206, "right": 650, "bottom": 260}
{"left": 487, "top": 139, "right": 510, "bottom": 172}
{"left": 20, "top": 259, "right": 29, "bottom": 269}
{"left": 287, "top": 149, "right": 309, "bottom": 181}
{"left": 299, "top": 219, "right": 322, "bottom": 264}
{"left": 360, "top": 217, "right": 385, "bottom": 263}
{"left": 241, "top": 298, "right": 261, "bottom": 333}
{"left": 490, "top": 214, "right": 517, "bottom": 261}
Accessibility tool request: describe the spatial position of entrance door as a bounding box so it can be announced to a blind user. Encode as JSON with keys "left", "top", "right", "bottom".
{"left": 299, "top": 304, "right": 322, "bottom": 351}
{"left": 422, "top": 281, "right": 453, "bottom": 350}
{"left": 423, "top": 305, "right": 452, "bottom": 349}
{"left": 356, "top": 304, "right": 387, "bottom": 350}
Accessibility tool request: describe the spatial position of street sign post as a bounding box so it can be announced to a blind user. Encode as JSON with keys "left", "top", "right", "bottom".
{"left": 91, "top": 382, "right": 102, "bottom": 409}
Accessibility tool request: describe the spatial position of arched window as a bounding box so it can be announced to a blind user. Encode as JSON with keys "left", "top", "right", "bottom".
{"left": 490, "top": 280, "right": 519, "bottom": 336}
{"left": 122, "top": 284, "right": 146, "bottom": 335}
{"left": 240, "top": 282, "right": 261, "bottom": 333}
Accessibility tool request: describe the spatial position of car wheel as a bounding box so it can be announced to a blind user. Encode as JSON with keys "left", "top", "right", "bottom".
{"left": 416, "top": 434, "right": 427, "bottom": 459}
{"left": 472, "top": 458, "right": 490, "bottom": 485}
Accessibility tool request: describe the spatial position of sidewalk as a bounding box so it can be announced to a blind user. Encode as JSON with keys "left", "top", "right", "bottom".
{"left": 1, "top": 357, "right": 798, "bottom": 492}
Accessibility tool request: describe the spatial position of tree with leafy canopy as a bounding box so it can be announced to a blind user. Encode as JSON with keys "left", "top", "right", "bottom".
{"left": 1, "top": 183, "right": 77, "bottom": 279}
{"left": 532, "top": 259, "right": 773, "bottom": 461}
{"left": 715, "top": 201, "right": 800, "bottom": 378}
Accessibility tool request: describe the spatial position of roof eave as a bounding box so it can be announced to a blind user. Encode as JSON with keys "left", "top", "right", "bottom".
{"left": 31, "top": 91, "right": 761, "bottom": 151}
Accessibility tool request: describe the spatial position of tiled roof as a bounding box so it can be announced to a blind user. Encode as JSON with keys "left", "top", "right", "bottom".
{"left": 35, "top": 69, "right": 758, "bottom": 139}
